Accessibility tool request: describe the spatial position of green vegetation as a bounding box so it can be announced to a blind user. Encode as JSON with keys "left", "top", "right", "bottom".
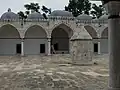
{"left": 17, "top": 1, "right": 106, "bottom": 19}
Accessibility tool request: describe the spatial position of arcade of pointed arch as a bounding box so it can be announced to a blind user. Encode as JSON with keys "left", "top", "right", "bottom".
{"left": 0, "top": 21, "right": 108, "bottom": 39}
{"left": 0, "top": 8, "right": 110, "bottom": 55}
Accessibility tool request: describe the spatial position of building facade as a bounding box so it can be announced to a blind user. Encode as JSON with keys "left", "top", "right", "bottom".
{"left": 0, "top": 8, "right": 108, "bottom": 56}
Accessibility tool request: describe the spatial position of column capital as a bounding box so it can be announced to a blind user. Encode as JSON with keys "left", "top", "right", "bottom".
{"left": 102, "top": 0, "right": 120, "bottom": 5}
{"left": 104, "top": 1, "right": 120, "bottom": 15}
{"left": 21, "top": 38, "right": 25, "bottom": 42}
{"left": 47, "top": 38, "right": 51, "bottom": 42}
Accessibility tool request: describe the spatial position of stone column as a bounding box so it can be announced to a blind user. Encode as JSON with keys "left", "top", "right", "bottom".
{"left": 21, "top": 39, "right": 24, "bottom": 56}
{"left": 48, "top": 38, "right": 51, "bottom": 55}
{"left": 103, "top": 1, "right": 120, "bottom": 90}
{"left": 98, "top": 42, "right": 101, "bottom": 54}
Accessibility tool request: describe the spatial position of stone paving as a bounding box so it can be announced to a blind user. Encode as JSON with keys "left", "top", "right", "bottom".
{"left": 0, "top": 54, "right": 109, "bottom": 90}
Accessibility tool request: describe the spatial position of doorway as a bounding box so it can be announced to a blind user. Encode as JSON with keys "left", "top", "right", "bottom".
{"left": 40, "top": 44, "right": 45, "bottom": 53}
{"left": 16, "top": 44, "right": 21, "bottom": 54}
{"left": 94, "top": 43, "right": 98, "bottom": 53}
{"left": 54, "top": 43, "right": 58, "bottom": 51}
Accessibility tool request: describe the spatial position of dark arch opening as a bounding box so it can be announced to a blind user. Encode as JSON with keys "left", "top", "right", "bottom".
{"left": 51, "top": 24, "right": 73, "bottom": 54}
{"left": 84, "top": 25, "right": 98, "bottom": 39}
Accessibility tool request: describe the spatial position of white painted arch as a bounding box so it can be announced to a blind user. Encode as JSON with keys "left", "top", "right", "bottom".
{"left": 24, "top": 25, "right": 48, "bottom": 39}
{"left": 0, "top": 24, "right": 21, "bottom": 55}
{"left": 0, "top": 24, "right": 20, "bottom": 38}
{"left": 24, "top": 25, "right": 48, "bottom": 55}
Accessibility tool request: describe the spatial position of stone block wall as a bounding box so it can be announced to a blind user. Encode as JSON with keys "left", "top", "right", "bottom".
{"left": 71, "top": 40, "right": 93, "bottom": 65}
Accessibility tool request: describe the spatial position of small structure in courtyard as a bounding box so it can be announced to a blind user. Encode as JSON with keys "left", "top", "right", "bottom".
{"left": 71, "top": 26, "right": 93, "bottom": 65}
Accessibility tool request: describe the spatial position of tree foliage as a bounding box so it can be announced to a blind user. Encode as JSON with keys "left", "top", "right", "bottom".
{"left": 17, "top": 1, "right": 106, "bottom": 19}
{"left": 18, "top": 3, "right": 40, "bottom": 19}
{"left": 41, "top": 6, "right": 51, "bottom": 14}
{"left": 41, "top": 5, "right": 51, "bottom": 19}
{"left": 18, "top": 3, "right": 51, "bottom": 19}
{"left": 91, "top": 4, "right": 106, "bottom": 19}
{"left": 17, "top": 11, "right": 27, "bottom": 19}
{"left": 65, "top": 0, "right": 91, "bottom": 17}
{"left": 65, "top": 0, "right": 106, "bottom": 18}
{"left": 24, "top": 3, "right": 40, "bottom": 13}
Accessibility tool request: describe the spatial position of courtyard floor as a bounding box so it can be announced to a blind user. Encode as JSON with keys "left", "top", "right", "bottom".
{"left": 0, "top": 54, "right": 109, "bottom": 90}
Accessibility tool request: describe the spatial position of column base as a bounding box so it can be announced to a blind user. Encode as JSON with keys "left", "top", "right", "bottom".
{"left": 98, "top": 52, "right": 101, "bottom": 55}
{"left": 21, "top": 54, "right": 25, "bottom": 57}
{"left": 48, "top": 54, "right": 51, "bottom": 56}
{"left": 109, "top": 87, "right": 120, "bottom": 90}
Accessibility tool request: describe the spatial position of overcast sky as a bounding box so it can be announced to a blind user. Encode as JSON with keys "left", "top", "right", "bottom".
{"left": 0, "top": 0, "right": 101, "bottom": 15}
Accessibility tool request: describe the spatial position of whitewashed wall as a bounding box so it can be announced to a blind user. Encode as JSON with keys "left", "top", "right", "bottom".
{"left": 100, "top": 39, "right": 108, "bottom": 54}
{"left": 24, "top": 39, "right": 48, "bottom": 55}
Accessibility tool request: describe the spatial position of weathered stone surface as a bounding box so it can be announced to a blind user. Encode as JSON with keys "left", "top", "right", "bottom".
{"left": 71, "top": 40, "right": 93, "bottom": 65}
{"left": 0, "top": 55, "right": 109, "bottom": 90}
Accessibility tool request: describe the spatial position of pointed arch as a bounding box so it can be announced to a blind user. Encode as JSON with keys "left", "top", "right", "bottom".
{"left": 24, "top": 25, "right": 47, "bottom": 39}
{"left": 101, "top": 27, "right": 108, "bottom": 39}
{"left": 51, "top": 23, "right": 74, "bottom": 38}
{"left": 0, "top": 24, "right": 21, "bottom": 55}
{"left": 84, "top": 25, "right": 98, "bottom": 39}
{"left": 0, "top": 24, "right": 20, "bottom": 38}
{"left": 51, "top": 23, "right": 73, "bottom": 54}
{"left": 24, "top": 25, "right": 48, "bottom": 55}
{"left": 100, "top": 27, "right": 108, "bottom": 54}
